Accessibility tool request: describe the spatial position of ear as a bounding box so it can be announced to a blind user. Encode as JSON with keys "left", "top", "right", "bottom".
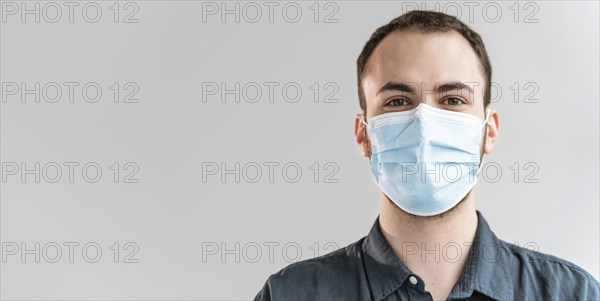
{"left": 483, "top": 110, "right": 499, "bottom": 154}
{"left": 354, "top": 114, "right": 371, "bottom": 157}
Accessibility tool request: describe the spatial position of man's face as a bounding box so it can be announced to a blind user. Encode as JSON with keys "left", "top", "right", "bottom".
{"left": 362, "top": 29, "right": 487, "bottom": 120}
{"left": 354, "top": 29, "right": 500, "bottom": 217}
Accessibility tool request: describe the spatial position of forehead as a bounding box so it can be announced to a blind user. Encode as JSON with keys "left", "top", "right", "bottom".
{"left": 364, "top": 29, "right": 484, "bottom": 87}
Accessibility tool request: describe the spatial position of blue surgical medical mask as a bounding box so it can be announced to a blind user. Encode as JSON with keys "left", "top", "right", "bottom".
{"left": 361, "top": 103, "right": 490, "bottom": 216}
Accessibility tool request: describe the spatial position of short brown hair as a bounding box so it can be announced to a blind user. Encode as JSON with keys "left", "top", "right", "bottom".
{"left": 356, "top": 10, "right": 492, "bottom": 113}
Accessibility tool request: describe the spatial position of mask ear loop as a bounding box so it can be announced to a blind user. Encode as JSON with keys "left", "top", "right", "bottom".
{"left": 477, "top": 108, "right": 491, "bottom": 172}
{"left": 359, "top": 113, "right": 368, "bottom": 127}
{"left": 359, "top": 113, "right": 371, "bottom": 157}
{"left": 481, "top": 108, "right": 491, "bottom": 129}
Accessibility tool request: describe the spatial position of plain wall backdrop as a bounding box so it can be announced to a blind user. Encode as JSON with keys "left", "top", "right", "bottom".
{"left": 1, "top": 1, "right": 598, "bottom": 299}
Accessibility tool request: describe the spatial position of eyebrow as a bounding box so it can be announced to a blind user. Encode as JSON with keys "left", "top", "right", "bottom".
{"left": 376, "top": 81, "right": 474, "bottom": 96}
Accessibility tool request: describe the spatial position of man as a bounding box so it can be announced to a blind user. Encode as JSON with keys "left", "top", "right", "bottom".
{"left": 254, "top": 10, "right": 600, "bottom": 301}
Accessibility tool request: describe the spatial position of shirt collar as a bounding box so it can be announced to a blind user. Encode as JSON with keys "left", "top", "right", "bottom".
{"left": 362, "top": 210, "right": 514, "bottom": 300}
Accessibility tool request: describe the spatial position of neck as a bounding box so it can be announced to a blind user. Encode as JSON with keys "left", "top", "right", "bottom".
{"left": 379, "top": 191, "right": 479, "bottom": 300}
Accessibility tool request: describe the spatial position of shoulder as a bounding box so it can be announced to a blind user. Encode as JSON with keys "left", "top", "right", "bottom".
{"left": 254, "top": 238, "right": 366, "bottom": 300}
{"left": 498, "top": 239, "right": 600, "bottom": 299}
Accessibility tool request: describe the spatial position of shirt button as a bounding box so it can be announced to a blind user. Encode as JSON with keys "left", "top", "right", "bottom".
{"left": 409, "top": 276, "right": 418, "bottom": 285}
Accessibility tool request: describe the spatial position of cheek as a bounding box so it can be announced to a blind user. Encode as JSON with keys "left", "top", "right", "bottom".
{"left": 364, "top": 129, "right": 373, "bottom": 155}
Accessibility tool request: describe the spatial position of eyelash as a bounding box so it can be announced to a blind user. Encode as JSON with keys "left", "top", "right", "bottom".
{"left": 440, "top": 97, "right": 466, "bottom": 105}
{"left": 385, "top": 98, "right": 410, "bottom": 106}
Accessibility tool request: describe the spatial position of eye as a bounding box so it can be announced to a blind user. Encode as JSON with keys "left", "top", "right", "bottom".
{"left": 386, "top": 98, "right": 410, "bottom": 107}
{"left": 441, "top": 97, "right": 465, "bottom": 106}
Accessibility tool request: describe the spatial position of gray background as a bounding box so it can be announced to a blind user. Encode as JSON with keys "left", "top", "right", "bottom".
{"left": 0, "top": 1, "right": 598, "bottom": 299}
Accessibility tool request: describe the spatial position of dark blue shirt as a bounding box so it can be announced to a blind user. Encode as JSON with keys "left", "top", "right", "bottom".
{"left": 254, "top": 211, "right": 600, "bottom": 300}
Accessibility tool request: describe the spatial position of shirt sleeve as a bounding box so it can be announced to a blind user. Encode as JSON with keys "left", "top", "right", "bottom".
{"left": 582, "top": 274, "right": 600, "bottom": 300}
{"left": 253, "top": 276, "right": 273, "bottom": 301}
